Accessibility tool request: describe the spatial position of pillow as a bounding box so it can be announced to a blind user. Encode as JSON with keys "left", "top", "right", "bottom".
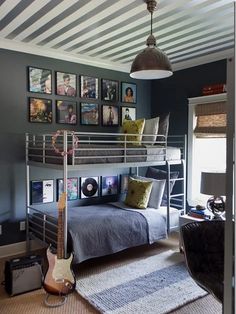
{"left": 157, "top": 113, "right": 170, "bottom": 144}
{"left": 125, "top": 177, "right": 153, "bottom": 209}
{"left": 122, "top": 119, "right": 145, "bottom": 145}
{"left": 132, "top": 175, "right": 165, "bottom": 209}
{"left": 142, "top": 117, "right": 160, "bottom": 145}
{"left": 145, "top": 167, "right": 179, "bottom": 206}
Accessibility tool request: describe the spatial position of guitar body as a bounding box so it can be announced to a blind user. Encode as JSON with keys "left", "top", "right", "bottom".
{"left": 43, "top": 247, "right": 76, "bottom": 295}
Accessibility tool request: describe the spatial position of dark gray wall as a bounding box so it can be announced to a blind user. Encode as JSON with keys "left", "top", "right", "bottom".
{"left": 0, "top": 48, "right": 151, "bottom": 245}
{"left": 151, "top": 60, "right": 227, "bottom": 135}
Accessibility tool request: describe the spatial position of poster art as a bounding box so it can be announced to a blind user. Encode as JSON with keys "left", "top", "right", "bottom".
{"left": 102, "top": 176, "right": 118, "bottom": 196}
{"left": 31, "top": 180, "right": 54, "bottom": 204}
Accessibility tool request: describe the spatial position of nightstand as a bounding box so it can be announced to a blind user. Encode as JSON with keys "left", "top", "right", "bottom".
{"left": 179, "top": 214, "right": 205, "bottom": 251}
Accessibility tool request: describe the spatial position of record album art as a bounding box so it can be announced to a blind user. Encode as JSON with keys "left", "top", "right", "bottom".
{"left": 31, "top": 180, "right": 53, "bottom": 204}
{"left": 81, "top": 177, "right": 99, "bottom": 198}
{"left": 102, "top": 176, "right": 118, "bottom": 196}
{"left": 57, "top": 177, "right": 78, "bottom": 201}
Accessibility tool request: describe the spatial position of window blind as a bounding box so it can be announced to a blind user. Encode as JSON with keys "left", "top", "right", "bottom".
{"left": 194, "top": 101, "right": 227, "bottom": 138}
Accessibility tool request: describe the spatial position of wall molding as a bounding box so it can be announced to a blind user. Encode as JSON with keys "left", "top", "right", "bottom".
{"left": 0, "top": 240, "right": 45, "bottom": 259}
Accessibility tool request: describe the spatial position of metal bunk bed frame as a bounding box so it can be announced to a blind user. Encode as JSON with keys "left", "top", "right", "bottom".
{"left": 25, "top": 131, "right": 186, "bottom": 257}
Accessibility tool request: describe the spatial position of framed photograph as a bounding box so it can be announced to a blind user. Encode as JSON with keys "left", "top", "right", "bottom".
{"left": 56, "top": 71, "right": 77, "bottom": 97}
{"left": 121, "top": 106, "right": 136, "bottom": 125}
{"left": 102, "top": 105, "right": 119, "bottom": 126}
{"left": 80, "top": 103, "right": 99, "bottom": 125}
{"left": 31, "top": 180, "right": 54, "bottom": 204}
{"left": 101, "top": 176, "right": 118, "bottom": 196}
{"left": 80, "top": 75, "right": 98, "bottom": 99}
{"left": 120, "top": 174, "right": 130, "bottom": 194}
{"left": 29, "top": 97, "right": 52, "bottom": 123}
{"left": 28, "top": 66, "right": 52, "bottom": 94}
{"left": 57, "top": 178, "right": 79, "bottom": 201}
{"left": 56, "top": 100, "right": 77, "bottom": 125}
{"left": 80, "top": 177, "right": 99, "bottom": 199}
{"left": 121, "top": 82, "right": 137, "bottom": 104}
{"left": 101, "top": 79, "right": 119, "bottom": 102}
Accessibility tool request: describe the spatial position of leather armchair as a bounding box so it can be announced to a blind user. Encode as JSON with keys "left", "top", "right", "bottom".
{"left": 181, "top": 221, "right": 224, "bottom": 303}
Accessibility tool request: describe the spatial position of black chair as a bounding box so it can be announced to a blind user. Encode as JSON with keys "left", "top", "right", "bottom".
{"left": 181, "top": 221, "right": 224, "bottom": 303}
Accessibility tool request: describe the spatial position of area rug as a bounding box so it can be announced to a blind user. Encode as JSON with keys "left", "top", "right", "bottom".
{"left": 76, "top": 250, "right": 207, "bottom": 314}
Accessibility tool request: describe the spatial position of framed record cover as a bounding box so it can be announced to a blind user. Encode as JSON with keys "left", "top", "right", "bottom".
{"left": 31, "top": 180, "right": 54, "bottom": 204}
{"left": 80, "top": 177, "right": 99, "bottom": 199}
{"left": 57, "top": 177, "right": 78, "bottom": 201}
{"left": 101, "top": 176, "right": 118, "bottom": 196}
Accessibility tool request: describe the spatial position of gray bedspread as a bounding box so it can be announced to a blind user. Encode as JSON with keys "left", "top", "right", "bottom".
{"left": 66, "top": 203, "right": 166, "bottom": 263}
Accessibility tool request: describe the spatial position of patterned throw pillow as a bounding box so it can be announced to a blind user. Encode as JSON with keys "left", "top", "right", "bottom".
{"left": 122, "top": 119, "right": 145, "bottom": 145}
{"left": 125, "top": 177, "right": 153, "bottom": 209}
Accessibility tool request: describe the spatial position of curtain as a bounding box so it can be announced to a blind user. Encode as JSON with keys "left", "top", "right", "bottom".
{"left": 194, "top": 101, "right": 227, "bottom": 138}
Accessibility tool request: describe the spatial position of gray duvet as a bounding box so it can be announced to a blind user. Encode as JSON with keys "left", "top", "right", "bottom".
{"left": 66, "top": 203, "right": 167, "bottom": 263}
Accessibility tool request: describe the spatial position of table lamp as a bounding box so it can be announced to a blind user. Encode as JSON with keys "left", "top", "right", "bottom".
{"left": 200, "top": 172, "right": 226, "bottom": 219}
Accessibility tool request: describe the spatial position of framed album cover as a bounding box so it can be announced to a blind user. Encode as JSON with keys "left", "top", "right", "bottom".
{"left": 102, "top": 105, "right": 119, "bottom": 126}
{"left": 121, "top": 82, "right": 137, "bottom": 104}
{"left": 29, "top": 97, "right": 52, "bottom": 123}
{"left": 28, "top": 66, "right": 52, "bottom": 94}
{"left": 80, "top": 103, "right": 99, "bottom": 125}
{"left": 31, "top": 180, "right": 54, "bottom": 204}
{"left": 56, "top": 71, "right": 77, "bottom": 97}
{"left": 101, "top": 176, "right": 118, "bottom": 196}
{"left": 80, "top": 75, "right": 98, "bottom": 99}
{"left": 80, "top": 177, "right": 99, "bottom": 199}
{"left": 56, "top": 100, "right": 77, "bottom": 125}
{"left": 121, "top": 106, "right": 136, "bottom": 125}
{"left": 101, "top": 79, "right": 119, "bottom": 102}
{"left": 57, "top": 178, "right": 79, "bottom": 201}
{"left": 120, "top": 174, "right": 130, "bottom": 194}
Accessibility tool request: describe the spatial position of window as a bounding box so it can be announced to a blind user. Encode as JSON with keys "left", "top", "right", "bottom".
{"left": 188, "top": 97, "right": 227, "bottom": 206}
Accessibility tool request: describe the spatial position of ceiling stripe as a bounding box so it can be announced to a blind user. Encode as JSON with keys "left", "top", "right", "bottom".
{"left": 0, "top": 0, "right": 233, "bottom": 73}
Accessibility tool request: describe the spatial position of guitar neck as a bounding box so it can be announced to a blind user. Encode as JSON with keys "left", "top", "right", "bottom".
{"left": 57, "top": 211, "right": 65, "bottom": 259}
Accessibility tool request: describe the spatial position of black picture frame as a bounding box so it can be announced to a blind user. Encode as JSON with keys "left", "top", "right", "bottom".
{"left": 56, "top": 71, "right": 77, "bottom": 97}
{"left": 31, "top": 179, "right": 54, "bottom": 204}
{"left": 121, "top": 82, "right": 137, "bottom": 104}
{"left": 101, "top": 79, "right": 119, "bottom": 102}
{"left": 57, "top": 177, "right": 79, "bottom": 201}
{"left": 101, "top": 175, "right": 118, "bottom": 196}
{"left": 28, "top": 66, "right": 52, "bottom": 95}
{"left": 102, "top": 105, "right": 119, "bottom": 126}
{"left": 29, "top": 97, "right": 52, "bottom": 123}
{"left": 120, "top": 106, "right": 137, "bottom": 125}
{"left": 80, "top": 75, "right": 99, "bottom": 99}
{"left": 56, "top": 100, "right": 77, "bottom": 125}
{"left": 80, "top": 102, "right": 99, "bottom": 125}
{"left": 80, "top": 177, "right": 99, "bottom": 199}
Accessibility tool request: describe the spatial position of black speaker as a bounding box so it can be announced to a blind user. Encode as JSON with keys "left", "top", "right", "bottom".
{"left": 4, "top": 255, "right": 43, "bottom": 296}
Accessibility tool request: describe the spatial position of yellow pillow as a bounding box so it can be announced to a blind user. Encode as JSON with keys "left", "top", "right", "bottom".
{"left": 125, "top": 177, "right": 153, "bottom": 209}
{"left": 122, "top": 119, "right": 145, "bottom": 145}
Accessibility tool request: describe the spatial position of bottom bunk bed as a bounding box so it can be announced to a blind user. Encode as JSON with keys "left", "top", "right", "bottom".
{"left": 28, "top": 202, "right": 180, "bottom": 263}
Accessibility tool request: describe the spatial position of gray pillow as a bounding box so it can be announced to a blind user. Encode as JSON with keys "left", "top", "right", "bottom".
{"left": 142, "top": 117, "right": 159, "bottom": 145}
{"left": 132, "top": 175, "right": 166, "bottom": 209}
{"left": 157, "top": 113, "right": 170, "bottom": 143}
{"left": 145, "top": 167, "right": 179, "bottom": 206}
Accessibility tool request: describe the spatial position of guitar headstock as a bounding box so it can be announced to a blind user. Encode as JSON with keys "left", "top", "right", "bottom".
{"left": 58, "top": 192, "right": 66, "bottom": 213}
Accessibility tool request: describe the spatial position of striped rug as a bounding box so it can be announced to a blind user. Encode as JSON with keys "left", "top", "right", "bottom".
{"left": 76, "top": 250, "right": 207, "bottom": 314}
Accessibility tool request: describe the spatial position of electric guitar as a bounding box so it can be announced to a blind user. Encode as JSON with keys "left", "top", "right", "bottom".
{"left": 43, "top": 192, "right": 76, "bottom": 295}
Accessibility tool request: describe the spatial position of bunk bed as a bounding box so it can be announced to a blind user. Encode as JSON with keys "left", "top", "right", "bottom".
{"left": 25, "top": 131, "right": 186, "bottom": 263}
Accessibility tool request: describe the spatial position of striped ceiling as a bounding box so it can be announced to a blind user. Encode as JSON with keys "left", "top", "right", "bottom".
{"left": 0, "top": 0, "right": 234, "bottom": 73}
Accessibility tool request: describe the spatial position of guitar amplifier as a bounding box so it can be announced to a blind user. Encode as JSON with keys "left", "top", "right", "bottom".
{"left": 4, "top": 255, "right": 43, "bottom": 296}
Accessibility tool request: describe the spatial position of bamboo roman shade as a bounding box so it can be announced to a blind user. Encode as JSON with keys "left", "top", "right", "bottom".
{"left": 194, "top": 101, "right": 227, "bottom": 138}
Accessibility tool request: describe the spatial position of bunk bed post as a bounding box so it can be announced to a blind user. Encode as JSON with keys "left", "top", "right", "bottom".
{"left": 166, "top": 161, "right": 170, "bottom": 234}
{"left": 181, "top": 158, "right": 186, "bottom": 214}
{"left": 63, "top": 131, "right": 68, "bottom": 258}
{"left": 25, "top": 133, "right": 30, "bottom": 253}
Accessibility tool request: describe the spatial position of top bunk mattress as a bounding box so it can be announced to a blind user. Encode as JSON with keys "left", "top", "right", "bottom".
{"left": 28, "top": 144, "right": 181, "bottom": 165}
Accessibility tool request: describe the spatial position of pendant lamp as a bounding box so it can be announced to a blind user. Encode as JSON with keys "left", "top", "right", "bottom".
{"left": 130, "top": 0, "right": 173, "bottom": 80}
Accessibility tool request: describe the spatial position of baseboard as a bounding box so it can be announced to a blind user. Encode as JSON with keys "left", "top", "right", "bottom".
{"left": 0, "top": 240, "right": 45, "bottom": 259}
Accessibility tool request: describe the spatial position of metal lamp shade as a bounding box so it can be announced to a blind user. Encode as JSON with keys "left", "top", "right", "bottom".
{"left": 200, "top": 172, "right": 226, "bottom": 196}
{"left": 130, "top": 47, "right": 173, "bottom": 80}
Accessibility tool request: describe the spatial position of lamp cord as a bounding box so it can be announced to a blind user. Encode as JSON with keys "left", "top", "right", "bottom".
{"left": 150, "top": 11, "right": 153, "bottom": 35}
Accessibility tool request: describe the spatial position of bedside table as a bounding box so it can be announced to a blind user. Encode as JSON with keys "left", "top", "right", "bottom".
{"left": 179, "top": 214, "right": 205, "bottom": 251}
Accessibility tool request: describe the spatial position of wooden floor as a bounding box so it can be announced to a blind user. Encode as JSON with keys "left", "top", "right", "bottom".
{"left": 0, "top": 233, "right": 221, "bottom": 313}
